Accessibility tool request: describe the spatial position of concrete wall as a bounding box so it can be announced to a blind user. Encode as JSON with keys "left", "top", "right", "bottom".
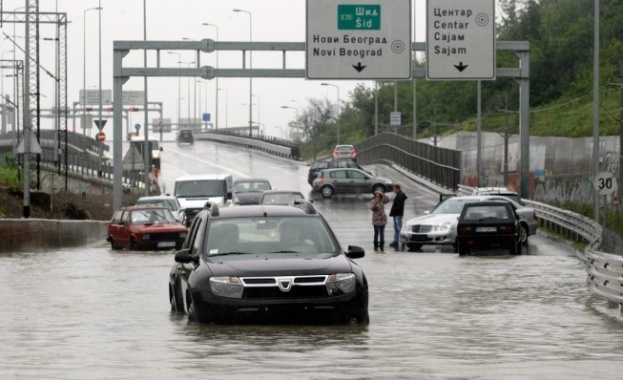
{"left": 0, "top": 219, "right": 108, "bottom": 253}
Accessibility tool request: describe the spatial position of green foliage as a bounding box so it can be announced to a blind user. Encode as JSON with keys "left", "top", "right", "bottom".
{"left": 0, "top": 156, "right": 22, "bottom": 191}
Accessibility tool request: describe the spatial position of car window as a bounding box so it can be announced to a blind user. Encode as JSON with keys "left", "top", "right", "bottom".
{"left": 433, "top": 198, "right": 472, "bottom": 214}
{"left": 348, "top": 170, "right": 367, "bottom": 180}
{"left": 111, "top": 210, "right": 123, "bottom": 224}
{"left": 120, "top": 210, "right": 129, "bottom": 224}
{"left": 462, "top": 204, "right": 512, "bottom": 221}
{"left": 311, "top": 161, "right": 329, "bottom": 170}
{"left": 329, "top": 170, "right": 348, "bottom": 179}
{"left": 204, "top": 217, "right": 338, "bottom": 256}
{"left": 130, "top": 209, "right": 177, "bottom": 224}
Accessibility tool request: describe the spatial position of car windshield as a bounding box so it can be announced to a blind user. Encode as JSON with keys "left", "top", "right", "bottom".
{"left": 260, "top": 192, "right": 304, "bottom": 205}
{"left": 204, "top": 217, "right": 338, "bottom": 257}
{"left": 234, "top": 181, "right": 271, "bottom": 192}
{"left": 462, "top": 204, "right": 513, "bottom": 222}
{"left": 174, "top": 180, "right": 225, "bottom": 198}
{"left": 130, "top": 208, "right": 177, "bottom": 224}
{"left": 432, "top": 198, "right": 476, "bottom": 214}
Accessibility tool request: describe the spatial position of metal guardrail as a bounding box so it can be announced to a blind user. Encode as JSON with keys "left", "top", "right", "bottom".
{"left": 196, "top": 131, "right": 298, "bottom": 158}
{"left": 458, "top": 184, "right": 623, "bottom": 314}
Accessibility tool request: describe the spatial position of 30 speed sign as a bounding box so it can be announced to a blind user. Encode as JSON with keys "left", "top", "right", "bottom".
{"left": 593, "top": 171, "right": 617, "bottom": 195}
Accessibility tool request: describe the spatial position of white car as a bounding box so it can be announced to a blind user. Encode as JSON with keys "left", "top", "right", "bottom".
{"left": 400, "top": 195, "right": 538, "bottom": 252}
{"left": 136, "top": 195, "right": 186, "bottom": 225}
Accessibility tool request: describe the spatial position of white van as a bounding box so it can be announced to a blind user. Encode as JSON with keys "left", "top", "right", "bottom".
{"left": 173, "top": 174, "right": 233, "bottom": 226}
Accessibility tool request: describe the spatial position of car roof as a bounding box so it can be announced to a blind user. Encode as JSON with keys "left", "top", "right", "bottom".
{"left": 118, "top": 205, "right": 168, "bottom": 211}
{"left": 208, "top": 203, "right": 317, "bottom": 219}
{"left": 233, "top": 178, "right": 271, "bottom": 183}
{"left": 335, "top": 144, "right": 354, "bottom": 149}
{"left": 261, "top": 189, "right": 304, "bottom": 195}
{"left": 175, "top": 173, "right": 232, "bottom": 181}
{"left": 137, "top": 195, "right": 178, "bottom": 201}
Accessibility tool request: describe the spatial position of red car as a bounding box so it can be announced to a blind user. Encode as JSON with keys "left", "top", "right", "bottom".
{"left": 107, "top": 206, "right": 188, "bottom": 251}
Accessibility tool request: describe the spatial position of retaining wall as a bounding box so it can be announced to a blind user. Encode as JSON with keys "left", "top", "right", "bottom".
{"left": 0, "top": 219, "right": 108, "bottom": 253}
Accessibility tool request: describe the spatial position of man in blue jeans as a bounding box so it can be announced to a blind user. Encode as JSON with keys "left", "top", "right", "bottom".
{"left": 389, "top": 184, "right": 407, "bottom": 250}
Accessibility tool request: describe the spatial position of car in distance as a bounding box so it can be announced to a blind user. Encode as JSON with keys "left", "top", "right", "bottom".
{"left": 177, "top": 129, "right": 194, "bottom": 145}
{"left": 107, "top": 206, "right": 188, "bottom": 251}
{"left": 259, "top": 189, "right": 306, "bottom": 205}
{"left": 333, "top": 144, "right": 357, "bottom": 160}
{"left": 400, "top": 195, "right": 536, "bottom": 252}
{"left": 456, "top": 201, "right": 522, "bottom": 256}
{"left": 232, "top": 178, "right": 273, "bottom": 205}
{"left": 311, "top": 168, "right": 393, "bottom": 198}
{"left": 168, "top": 200, "right": 369, "bottom": 325}
{"left": 307, "top": 159, "right": 330, "bottom": 185}
{"left": 472, "top": 187, "right": 524, "bottom": 206}
{"left": 307, "top": 158, "right": 370, "bottom": 185}
{"left": 136, "top": 195, "right": 186, "bottom": 225}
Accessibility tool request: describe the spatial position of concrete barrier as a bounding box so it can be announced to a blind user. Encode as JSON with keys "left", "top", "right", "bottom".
{"left": 0, "top": 219, "right": 108, "bottom": 253}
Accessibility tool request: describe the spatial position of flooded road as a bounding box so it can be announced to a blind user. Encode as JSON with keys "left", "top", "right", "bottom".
{"left": 2, "top": 142, "right": 623, "bottom": 379}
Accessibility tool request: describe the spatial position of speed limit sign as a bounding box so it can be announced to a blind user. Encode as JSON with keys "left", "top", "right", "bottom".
{"left": 593, "top": 171, "right": 617, "bottom": 195}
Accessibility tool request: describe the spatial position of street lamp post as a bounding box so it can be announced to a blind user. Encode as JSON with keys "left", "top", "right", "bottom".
{"left": 218, "top": 88, "right": 228, "bottom": 128}
{"left": 281, "top": 105, "right": 299, "bottom": 140}
{"left": 321, "top": 83, "right": 341, "bottom": 144}
{"left": 82, "top": 6, "right": 102, "bottom": 136}
{"left": 180, "top": 61, "right": 195, "bottom": 129}
{"left": 167, "top": 52, "right": 181, "bottom": 129}
{"left": 233, "top": 9, "right": 253, "bottom": 136}
{"left": 252, "top": 94, "right": 260, "bottom": 132}
{"left": 196, "top": 80, "right": 207, "bottom": 130}
{"left": 202, "top": 22, "right": 219, "bottom": 129}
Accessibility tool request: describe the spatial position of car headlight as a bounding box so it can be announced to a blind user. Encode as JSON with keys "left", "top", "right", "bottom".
{"left": 142, "top": 234, "right": 150, "bottom": 240}
{"left": 179, "top": 232, "right": 187, "bottom": 239}
{"left": 436, "top": 221, "right": 452, "bottom": 232}
{"left": 326, "top": 273, "right": 356, "bottom": 296}
{"left": 210, "top": 276, "right": 244, "bottom": 298}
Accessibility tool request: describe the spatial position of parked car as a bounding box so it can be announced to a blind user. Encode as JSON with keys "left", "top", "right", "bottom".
{"left": 232, "top": 178, "right": 273, "bottom": 205}
{"left": 400, "top": 195, "right": 536, "bottom": 252}
{"left": 311, "top": 168, "right": 393, "bottom": 198}
{"left": 307, "top": 158, "right": 370, "bottom": 185}
{"left": 168, "top": 199, "right": 369, "bottom": 325}
{"left": 177, "top": 129, "right": 194, "bottom": 145}
{"left": 307, "top": 159, "right": 330, "bottom": 185}
{"left": 136, "top": 195, "right": 186, "bottom": 225}
{"left": 455, "top": 201, "right": 522, "bottom": 256}
{"left": 259, "top": 190, "right": 306, "bottom": 205}
{"left": 107, "top": 206, "right": 188, "bottom": 251}
{"left": 333, "top": 144, "right": 357, "bottom": 160}
{"left": 472, "top": 187, "right": 524, "bottom": 206}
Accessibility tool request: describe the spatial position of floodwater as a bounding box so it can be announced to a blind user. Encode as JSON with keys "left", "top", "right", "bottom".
{"left": 2, "top": 226, "right": 623, "bottom": 379}
{"left": 2, "top": 143, "right": 623, "bottom": 379}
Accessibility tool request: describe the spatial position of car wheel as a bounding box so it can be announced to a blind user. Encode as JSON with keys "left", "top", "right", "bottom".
{"left": 457, "top": 241, "right": 469, "bottom": 256}
{"left": 509, "top": 241, "right": 522, "bottom": 255}
{"left": 349, "top": 309, "right": 370, "bottom": 324}
{"left": 130, "top": 238, "right": 139, "bottom": 251}
{"left": 519, "top": 224, "right": 529, "bottom": 245}
{"left": 169, "top": 283, "right": 183, "bottom": 313}
{"left": 406, "top": 243, "right": 421, "bottom": 252}
{"left": 320, "top": 186, "right": 334, "bottom": 198}
{"left": 109, "top": 238, "right": 121, "bottom": 250}
{"left": 187, "top": 291, "right": 210, "bottom": 324}
{"left": 372, "top": 184, "right": 386, "bottom": 194}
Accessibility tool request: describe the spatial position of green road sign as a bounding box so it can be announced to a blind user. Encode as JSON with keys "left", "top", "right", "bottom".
{"left": 337, "top": 4, "right": 380, "bottom": 30}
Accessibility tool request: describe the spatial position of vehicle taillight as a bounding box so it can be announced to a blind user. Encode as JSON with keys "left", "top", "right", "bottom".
{"left": 333, "top": 151, "right": 339, "bottom": 157}
{"left": 350, "top": 151, "right": 356, "bottom": 157}
{"left": 498, "top": 225, "right": 515, "bottom": 233}
{"left": 533, "top": 212, "right": 538, "bottom": 221}
{"left": 457, "top": 226, "right": 471, "bottom": 235}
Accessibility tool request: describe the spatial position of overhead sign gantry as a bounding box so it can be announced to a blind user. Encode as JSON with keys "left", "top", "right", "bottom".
{"left": 306, "top": 0, "right": 412, "bottom": 80}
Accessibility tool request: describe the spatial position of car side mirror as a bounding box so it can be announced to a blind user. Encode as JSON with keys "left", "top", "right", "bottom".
{"left": 346, "top": 245, "right": 365, "bottom": 259}
{"left": 174, "top": 249, "right": 194, "bottom": 264}
{"left": 159, "top": 147, "right": 163, "bottom": 151}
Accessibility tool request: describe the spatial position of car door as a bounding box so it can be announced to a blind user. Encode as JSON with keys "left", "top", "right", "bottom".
{"left": 330, "top": 169, "right": 350, "bottom": 194}
{"left": 347, "top": 169, "right": 369, "bottom": 194}
{"left": 118, "top": 210, "right": 131, "bottom": 248}
{"left": 179, "top": 214, "right": 206, "bottom": 312}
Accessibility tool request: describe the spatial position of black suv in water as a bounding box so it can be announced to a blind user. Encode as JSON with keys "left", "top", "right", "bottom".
{"left": 168, "top": 200, "right": 369, "bottom": 325}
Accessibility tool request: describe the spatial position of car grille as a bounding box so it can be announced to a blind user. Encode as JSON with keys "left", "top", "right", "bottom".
{"left": 148, "top": 233, "right": 181, "bottom": 241}
{"left": 411, "top": 224, "right": 432, "bottom": 233}
{"left": 241, "top": 275, "right": 329, "bottom": 299}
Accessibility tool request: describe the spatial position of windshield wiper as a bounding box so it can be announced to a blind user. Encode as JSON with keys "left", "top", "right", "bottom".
{"left": 209, "top": 252, "right": 252, "bottom": 257}
{"left": 270, "top": 250, "right": 298, "bottom": 253}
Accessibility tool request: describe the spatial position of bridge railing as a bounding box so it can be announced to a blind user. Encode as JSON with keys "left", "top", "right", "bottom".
{"left": 458, "top": 184, "right": 623, "bottom": 313}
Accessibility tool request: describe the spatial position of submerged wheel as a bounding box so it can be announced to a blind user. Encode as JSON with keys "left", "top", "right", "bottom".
{"left": 130, "top": 238, "right": 139, "bottom": 251}
{"left": 169, "top": 284, "right": 183, "bottom": 313}
{"left": 321, "top": 186, "right": 334, "bottom": 198}
{"left": 457, "top": 241, "right": 469, "bottom": 256}
{"left": 519, "top": 224, "right": 529, "bottom": 245}
{"left": 109, "top": 238, "right": 121, "bottom": 250}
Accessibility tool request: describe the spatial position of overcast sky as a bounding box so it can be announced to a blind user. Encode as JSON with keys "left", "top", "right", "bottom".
{"left": 2, "top": 0, "right": 431, "bottom": 141}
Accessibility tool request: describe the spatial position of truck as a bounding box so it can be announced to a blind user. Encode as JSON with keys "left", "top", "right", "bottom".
{"left": 173, "top": 174, "right": 233, "bottom": 226}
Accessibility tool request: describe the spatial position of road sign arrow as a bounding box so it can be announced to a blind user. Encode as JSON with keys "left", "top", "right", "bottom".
{"left": 454, "top": 62, "right": 469, "bottom": 72}
{"left": 352, "top": 62, "right": 367, "bottom": 73}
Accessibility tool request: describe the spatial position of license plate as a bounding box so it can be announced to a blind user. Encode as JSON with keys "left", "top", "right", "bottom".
{"left": 158, "top": 241, "right": 176, "bottom": 248}
{"left": 476, "top": 227, "right": 497, "bottom": 232}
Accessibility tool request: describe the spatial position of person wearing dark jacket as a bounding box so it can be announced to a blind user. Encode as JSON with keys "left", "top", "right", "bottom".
{"left": 389, "top": 184, "right": 408, "bottom": 250}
